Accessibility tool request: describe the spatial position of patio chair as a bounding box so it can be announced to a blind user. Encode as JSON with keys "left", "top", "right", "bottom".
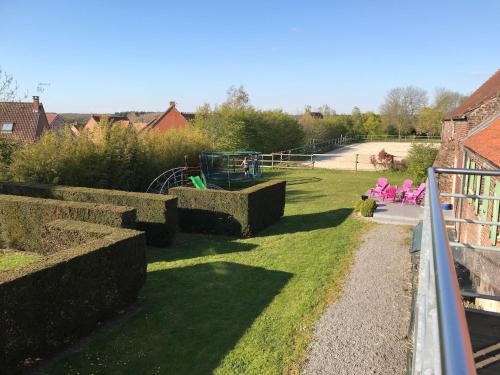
{"left": 398, "top": 179, "right": 413, "bottom": 199}
{"left": 369, "top": 177, "right": 388, "bottom": 198}
{"left": 381, "top": 185, "right": 398, "bottom": 202}
{"left": 402, "top": 182, "right": 426, "bottom": 205}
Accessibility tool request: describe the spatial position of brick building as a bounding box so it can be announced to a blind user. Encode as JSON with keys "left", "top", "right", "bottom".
{"left": 435, "top": 70, "right": 500, "bottom": 197}
{"left": 0, "top": 96, "right": 50, "bottom": 143}
{"left": 141, "top": 101, "right": 191, "bottom": 133}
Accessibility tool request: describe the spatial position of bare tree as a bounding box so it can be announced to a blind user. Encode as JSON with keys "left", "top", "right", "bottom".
{"left": 226, "top": 85, "right": 249, "bottom": 109}
{"left": 433, "top": 87, "right": 466, "bottom": 114}
{"left": 380, "top": 86, "right": 428, "bottom": 137}
{"left": 0, "top": 67, "right": 19, "bottom": 101}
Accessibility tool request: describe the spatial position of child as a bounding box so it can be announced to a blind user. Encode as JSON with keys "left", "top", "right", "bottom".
{"left": 241, "top": 157, "right": 249, "bottom": 177}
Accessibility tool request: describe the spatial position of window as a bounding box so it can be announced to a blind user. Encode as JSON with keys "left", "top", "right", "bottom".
{"left": 0, "top": 123, "right": 14, "bottom": 133}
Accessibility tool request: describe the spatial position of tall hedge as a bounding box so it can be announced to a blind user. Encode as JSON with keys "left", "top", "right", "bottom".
{"left": 0, "top": 220, "right": 146, "bottom": 373}
{"left": 0, "top": 194, "right": 136, "bottom": 253}
{"left": 0, "top": 182, "right": 177, "bottom": 246}
{"left": 170, "top": 180, "right": 286, "bottom": 237}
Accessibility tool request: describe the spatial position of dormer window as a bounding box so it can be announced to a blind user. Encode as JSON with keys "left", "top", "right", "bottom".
{"left": 0, "top": 123, "right": 14, "bottom": 133}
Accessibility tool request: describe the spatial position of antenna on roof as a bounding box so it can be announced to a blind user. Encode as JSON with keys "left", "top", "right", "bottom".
{"left": 37, "top": 83, "right": 51, "bottom": 93}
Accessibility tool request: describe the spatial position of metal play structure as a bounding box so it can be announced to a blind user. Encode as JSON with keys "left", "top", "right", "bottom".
{"left": 200, "top": 151, "right": 262, "bottom": 184}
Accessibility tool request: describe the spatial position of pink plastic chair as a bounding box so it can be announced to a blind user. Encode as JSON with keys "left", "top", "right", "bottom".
{"left": 402, "top": 183, "right": 426, "bottom": 205}
{"left": 381, "top": 185, "right": 398, "bottom": 202}
{"left": 398, "top": 179, "right": 413, "bottom": 199}
{"left": 369, "top": 177, "right": 388, "bottom": 198}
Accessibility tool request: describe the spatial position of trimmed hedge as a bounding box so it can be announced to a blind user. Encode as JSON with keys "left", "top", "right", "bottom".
{"left": 0, "top": 182, "right": 177, "bottom": 246}
{"left": 170, "top": 180, "right": 286, "bottom": 237}
{"left": 0, "top": 194, "right": 136, "bottom": 253}
{"left": 0, "top": 220, "right": 146, "bottom": 372}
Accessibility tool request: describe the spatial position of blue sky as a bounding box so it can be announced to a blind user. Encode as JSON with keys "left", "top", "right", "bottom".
{"left": 1, "top": 0, "right": 499, "bottom": 114}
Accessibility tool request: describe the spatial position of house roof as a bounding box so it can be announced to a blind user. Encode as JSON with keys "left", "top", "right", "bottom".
{"left": 181, "top": 112, "right": 195, "bottom": 121}
{"left": 446, "top": 70, "right": 500, "bottom": 120}
{"left": 89, "top": 114, "right": 130, "bottom": 123}
{"left": 463, "top": 114, "right": 500, "bottom": 167}
{"left": 0, "top": 100, "right": 49, "bottom": 143}
{"left": 46, "top": 113, "right": 59, "bottom": 126}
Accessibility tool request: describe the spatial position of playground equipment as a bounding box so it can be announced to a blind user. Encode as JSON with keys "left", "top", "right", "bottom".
{"left": 200, "top": 151, "right": 262, "bottom": 186}
{"left": 146, "top": 166, "right": 201, "bottom": 194}
{"left": 146, "top": 151, "right": 263, "bottom": 194}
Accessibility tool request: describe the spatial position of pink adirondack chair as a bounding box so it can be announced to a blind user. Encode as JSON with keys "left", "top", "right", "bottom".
{"left": 398, "top": 179, "right": 413, "bottom": 201}
{"left": 381, "top": 185, "right": 398, "bottom": 202}
{"left": 402, "top": 182, "right": 426, "bottom": 205}
{"left": 369, "top": 177, "right": 388, "bottom": 198}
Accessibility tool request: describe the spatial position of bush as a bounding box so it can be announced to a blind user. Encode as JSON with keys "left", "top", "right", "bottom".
{"left": 0, "top": 194, "right": 136, "bottom": 252}
{"left": 170, "top": 180, "right": 286, "bottom": 237}
{"left": 0, "top": 182, "right": 177, "bottom": 247}
{"left": 354, "top": 200, "right": 364, "bottom": 212}
{"left": 7, "top": 124, "right": 211, "bottom": 192}
{"left": 359, "top": 199, "right": 377, "bottom": 217}
{"left": 0, "top": 220, "right": 146, "bottom": 372}
{"left": 406, "top": 143, "right": 439, "bottom": 183}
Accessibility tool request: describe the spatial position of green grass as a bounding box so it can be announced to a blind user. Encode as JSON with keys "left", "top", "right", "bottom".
{"left": 0, "top": 250, "right": 41, "bottom": 271}
{"left": 40, "top": 169, "right": 406, "bottom": 375}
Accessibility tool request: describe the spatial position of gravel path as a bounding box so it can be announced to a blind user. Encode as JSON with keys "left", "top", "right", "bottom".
{"left": 302, "top": 225, "right": 413, "bottom": 375}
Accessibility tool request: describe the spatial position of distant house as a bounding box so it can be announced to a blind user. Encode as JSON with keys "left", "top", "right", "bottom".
{"left": 0, "top": 96, "right": 50, "bottom": 143}
{"left": 142, "top": 101, "right": 191, "bottom": 133}
{"left": 84, "top": 114, "right": 131, "bottom": 132}
{"left": 46, "top": 113, "right": 65, "bottom": 129}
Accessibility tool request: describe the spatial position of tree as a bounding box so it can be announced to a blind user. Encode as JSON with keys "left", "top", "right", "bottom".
{"left": 433, "top": 87, "right": 466, "bottom": 114}
{"left": 0, "top": 67, "right": 19, "bottom": 101}
{"left": 363, "top": 112, "right": 383, "bottom": 135}
{"left": 225, "top": 85, "right": 249, "bottom": 109}
{"left": 380, "top": 86, "right": 428, "bottom": 137}
{"left": 416, "top": 107, "right": 442, "bottom": 135}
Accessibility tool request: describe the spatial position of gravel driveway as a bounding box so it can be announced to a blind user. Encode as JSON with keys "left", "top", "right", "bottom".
{"left": 302, "top": 224, "right": 413, "bottom": 375}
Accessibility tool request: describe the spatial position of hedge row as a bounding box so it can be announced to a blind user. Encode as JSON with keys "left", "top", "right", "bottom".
{"left": 170, "top": 180, "right": 286, "bottom": 237}
{"left": 0, "top": 194, "right": 136, "bottom": 253}
{"left": 0, "top": 220, "right": 146, "bottom": 372}
{"left": 0, "top": 182, "right": 177, "bottom": 246}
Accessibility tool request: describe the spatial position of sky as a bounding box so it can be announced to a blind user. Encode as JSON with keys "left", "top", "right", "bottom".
{"left": 1, "top": 0, "right": 499, "bottom": 114}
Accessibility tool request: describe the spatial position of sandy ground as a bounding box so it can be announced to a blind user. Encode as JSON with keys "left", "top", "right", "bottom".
{"left": 314, "top": 142, "right": 415, "bottom": 170}
{"left": 302, "top": 225, "right": 412, "bottom": 375}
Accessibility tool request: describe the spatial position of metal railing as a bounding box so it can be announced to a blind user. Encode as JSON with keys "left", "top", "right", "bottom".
{"left": 413, "top": 167, "right": 500, "bottom": 375}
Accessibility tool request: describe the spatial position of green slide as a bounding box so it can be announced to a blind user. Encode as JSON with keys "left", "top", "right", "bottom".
{"left": 190, "top": 176, "right": 207, "bottom": 189}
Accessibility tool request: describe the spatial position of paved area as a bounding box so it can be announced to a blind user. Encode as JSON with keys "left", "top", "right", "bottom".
{"left": 372, "top": 199, "right": 423, "bottom": 226}
{"left": 314, "top": 142, "right": 415, "bottom": 170}
{"left": 302, "top": 225, "right": 412, "bottom": 375}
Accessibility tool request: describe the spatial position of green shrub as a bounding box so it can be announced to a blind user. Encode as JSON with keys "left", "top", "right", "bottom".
{"left": 0, "top": 194, "right": 136, "bottom": 253}
{"left": 170, "top": 180, "right": 286, "bottom": 237}
{"left": 7, "top": 125, "right": 211, "bottom": 192}
{"left": 406, "top": 143, "right": 438, "bottom": 183}
{"left": 0, "top": 220, "right": 146, "bottom": 372}
{"left": 0, "top": 182, "right": 177, "bottom": 247}
{"left": 354, "top": 200, "right": 364, "bottom": 212}
{"left": 359, "top": 199, "right": 377, "bottom": 217}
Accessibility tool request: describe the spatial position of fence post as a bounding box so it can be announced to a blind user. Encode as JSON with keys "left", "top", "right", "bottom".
{"left": 271, "top": 154, "right": 274, "bottom": 168}
{"left": 355, "top": 154, "right": 359, "bottom": 172}
{"left": 311, "top": 154, "right": 314, "bottom": 169}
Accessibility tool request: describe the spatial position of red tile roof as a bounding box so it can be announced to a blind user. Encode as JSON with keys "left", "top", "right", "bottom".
{"left": 46, "top": 113, "right": 59, "bottom": 126}
{"left": 0, "top": 101, "right": 49, "bottom": 143}
{"left": 463, "top": 116, "right": 500, "bottom": 167}
{"left": 446, "top": 70, "right": 500, "bottom": 120}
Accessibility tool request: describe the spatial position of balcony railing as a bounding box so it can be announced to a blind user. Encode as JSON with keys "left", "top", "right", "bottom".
{"left": 412, "top": 167, "right": 500, "bottom": 375}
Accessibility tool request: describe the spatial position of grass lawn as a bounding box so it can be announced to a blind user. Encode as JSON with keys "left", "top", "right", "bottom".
{"left": 40, "top": 169, "right": 406, "bottom": 375}
{"left": 0, "top": 250, "right": 41, "bottom": 272}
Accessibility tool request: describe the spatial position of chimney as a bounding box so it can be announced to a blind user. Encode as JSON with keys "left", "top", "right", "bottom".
{"left": 32, "top": 96, "right": 40, "bottom": 112}
{"left": 169, "top": 100, "right": 176, "bottom": 108}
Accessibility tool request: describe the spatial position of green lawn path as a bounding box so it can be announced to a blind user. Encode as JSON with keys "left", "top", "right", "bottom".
{"left": 41, "top": 169, "right": 406, "bottom": 375}
{"left": 0, "top": 251, "right": 41, "bottom": 272}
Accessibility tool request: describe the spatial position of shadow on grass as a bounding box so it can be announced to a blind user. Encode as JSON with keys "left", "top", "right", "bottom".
{"left": 147, "top": 234, "right": 257, "bottom": 263}
{"left": 286, "top": 189, "right": 327, "bottom": 203}
{"left": 261, "top": 208, "right": 353, "bottom": 236}
{"left": 43, "top": 262, "right": 292, "bottom": 375}
{"left": 285, "top": 177, "right": 322, "bottom": 185}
